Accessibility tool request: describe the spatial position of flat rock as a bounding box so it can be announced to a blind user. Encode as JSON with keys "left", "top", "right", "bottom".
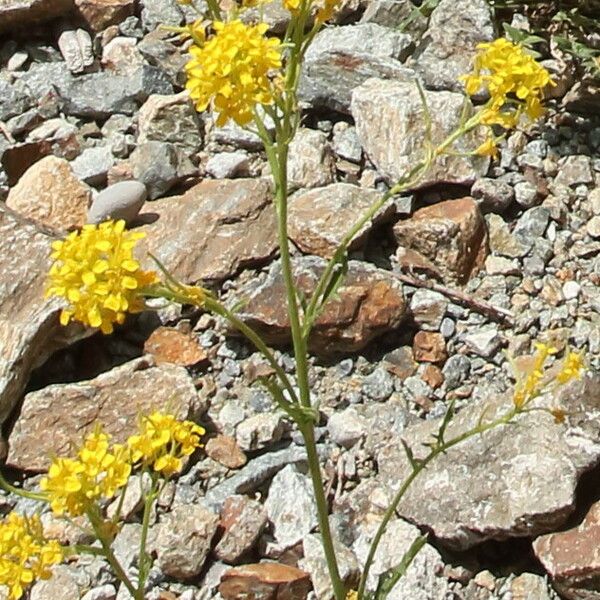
{"left": 0, "top": 0, "right": 72, "bottom": 33}
{"left": 0, "top": 206, "right": 87, "bottom": 430}
{"left": 135, "top": 178, "right": 277, "bottom": 283}
{"left": 219, "top": 563, "right": 311, "bottom": 600}
{"left": 87, "top": 180, "right": 147, "bottom": 225}
{"left": 237, "top": 256, "right": 407, "bottom": 354}
{"left": 205, "top": 434, "right": 247, "bottom": 469}
{"left": 412, "top": 0, "right": 495, "bottom": 92}
{"left": 393, "top": 197, "right": 488, "bottom": 284}
{"left": 534, "top": 500, "right": 600, "bottom": 600}
{"left": 6, "top": 155, "right": 91, "bottom": 231}
{"left": 289, "top": 183, "right": 392, "bottom": 258}
{"left": 299, "top": 24, "right": 415, "bottom": 113}
{"left": 377, "top": 374, "right": 600, "bottom": 550}
{"left": 351, "top": 78, "right": 488, "bottom": 187}
{"left": 143, "top": 326, "right": 208, "bottom": 367}
{"left": 7, "top": 356, "right": 202, "bottom": 471}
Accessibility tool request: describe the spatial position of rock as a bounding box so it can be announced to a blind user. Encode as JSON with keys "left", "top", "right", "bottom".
{"left": 140, "top": 0, "right": 184, "bottom": 30}
{"left": 0, "top": 80, "right": 32, "bottom": 121}
{"left": 138, "top": 29, "right": 187, "bottom": 87}
{"left": 362, "top": 367, "right": 395, "bottom": 401}
{"left": 409, "top": 289, "right": 448, "bottom": 331}
{"left": 327, "top": 408, "right": 367, "bottom": 449}
{"left": 360, "top": 0, "right": 426, "bottom": 34}
{"left": 288, "top": 128, "right": 335, "bottom": 190}
{"left": 412, "top": 0, "right": 495, "bottom": 92}
{"left": 393, "top": 198, "right": 488, "bottom": 284}
{"left": 332, "top": 123, "right": 362, "bottom": 163}
{"left": 57, "top": 29, "right": 94, "bottom": 74}
{"left": 106, "top": 473, "right": 150, "bottom": 522}
{"left": 265, "top": 465, "right": 318, "bottom": 550}
{"left": 289, "top": 183, "right": 392, "bottom": 258}
{"left": 87, "top": 180, "right": 147, "bottom": 225}
{"left": 299, "top": 24, "right": 415, "bottom": 113}
{"left": 205, "top": 152, "right": 250, "bottom": 179}
{"left": 6, "top": 155, "right": 91, "bottom": 231}
{"left": 377, "top": 375, "right": 600, "bottom": 550}
{"left": 352, "top": 80, "right": 488, "bottom": 187}
{"left": 534, "top": 499, "right": 600, "bottom": 600}
{"left": 237, "top": 256, "right": 407, "bottom": 354}
{"left": 555, "top": 155, "right": 594, "bottom": 187}
{"left": 137, "top": 92, "right": 203, "bottom": 152}
{"left": 513, "top": 207, "right": 550, "bottom": 245}
{"left": 71, "top": 146, "right": 115, "bottom": 186}
{"left": 485, "top": 255, "right": 519, "bottom": 276}
{"left": 0, "top": 206, "right": 88, "bottom": 430}
{"left": 486, "top": 214, "right": 530, "bottom": 258}
{"left": 353, "top": 517, "right": 451, "bottom": 598}
{"left": 462, "top": 326, "right": 503, "bottom": 357}
{"left": 219, "top": 563, "right": 311, "bottom": 600}
{"left": 7, "top": 356, "right": 202, "bottom": 471}
{"left": 214, "top": 495, "right": 268, "bottom": 564}
{"left": 135, "top": 178, "right": 277, "bottom": 282}
{"left": 413, "top": 331, "right": 447, "bottom": 364}
{"left": 205, "top": 435, "right": 247, "bottom": 469}
{"left": 81, "top": 585, "right": 118, "bottom": 600}
{"left": 236, "top": 414, "right": 285, "bottom": 452}
{"left": 0, "top": 0, "right": 72, "bottom": 33}
{"left": 143, "top": 326, "right": 208, "bottom": 367}
{"left": 75, "top": 0, "right": 135, "bottom": 31}
{"left": 101, "top": 37, "right": 144, "bottom": 74}
{"left": 300, "top": 534, "right": 360, "bottom": 600}
{"left": 30, "top": 565, "right": 80, "bottom": 600}
{"left": 586, "top": 216, "right": 600, "bottom": 239}
{"left": 514, "top": 181, "right": 540, "bottom": 208}
{"left": 384, "top": 346, "right": 417, "bottom": 380}
{"left": 152, "top": 504, "right": 219, "bottom": 579}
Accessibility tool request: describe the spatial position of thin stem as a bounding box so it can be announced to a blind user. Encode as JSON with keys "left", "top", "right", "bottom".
{"left": 137, "top": 479, "right": 158, "bottom": 593}
{"left": 0, "top": 470, "right": 47, "bottom": 502}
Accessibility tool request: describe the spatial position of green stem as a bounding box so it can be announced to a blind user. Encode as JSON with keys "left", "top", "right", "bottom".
{"left": 0, "top": 469, "right": 47, "bottom": 502}
{"left": 357, "top": 406, "right": 517, "bottom": 599}
{"left": 137, "top": 479, "right": 158, "bottom": 593}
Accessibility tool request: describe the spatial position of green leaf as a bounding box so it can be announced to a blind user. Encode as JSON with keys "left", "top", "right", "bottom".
{"left": 401, "top": 438, "right": 421, "bottom": 470}
{"left": 435, "top": 399, "right": 456, "bottom": 447}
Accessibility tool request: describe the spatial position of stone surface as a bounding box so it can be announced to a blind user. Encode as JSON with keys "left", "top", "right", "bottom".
{"left": 205, "top": 435, "right": 247, "bottom": 469}
{"left": 71, "top": 146, "right": 115, "bottom": 186}
{"left": 0, "top": 0, "right": 72, "bottom": 33}
{"left": 135, "top": 178, "right": 277, "bottom": 283}
{"left": 377, "top": 375, "right": 600, "bottom": 550}
{"left": 289, "top": 183, "right": 392, "bottom": 258}
{"left": 143, "top": 326, "right": 208, "bottom": 367}
{"left": 219, "top": 563, "right": 311, "bottom": 600}
{"left": 30, "top": 565, "right": 80, "bottom": 600}
{"left": 75, "top": 0, "right": 135, "bottom": 31}
{"left": 87, "top": 180, "right": 147, "bottom": 225}
{"left": 7, "top": 356, "right": 202, "bottom": 471}
{"left": 534, "top": 500, "right": 600, "bottom": 600}
{"left": 352, "top": 79, "right": 488, "bottom": 187}
{"left": 287, "top": 128, "right": 335, "bottom": 190}
{"left": 236, "top": 413, "right": 285, "bottom": 452}
{"left": 471, "top": 177, "right": 515, "bottom": 214}
{"left": 413, "top": 331, "right": 447, "bottom": 363}
{"left": 206, "top": 152, "right": 250, "bottom": 179}
{"left": 412, "top": 0, "right": 495, "bottom": 92}
{"left": 394, "top": 198, "right": 488, "bottom": 284}
{"left": 214, "top": 495, "right": 268, "bottom": 564}
{"left": 57, "top": 29, "right": 94, "bottom": 74}
{"left": 237, "top": 256, "right": 407, "bottom": 354}
{"left": 265, "top": 465, "right": 318, "bottom": 550}
{"left": 299, "top": 24, "right": 415, "bottom": 113}
{"left": 327, "top": 408, "right": 367, "bottom": 449}
{"left": 6, "top": 155, "right": 91, "bottom": 231}
{"left": 152, "top": 503, "right": 219, "bottom": 579}
{"left": 0, "top": 206, "right": 87, "bottom": 430}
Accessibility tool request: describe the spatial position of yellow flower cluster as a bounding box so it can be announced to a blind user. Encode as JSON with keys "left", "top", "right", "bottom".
{"left": 464, "top": 38, "right": 554, "bottom": 127}
{"left": 40, "top": 430, "right": 131, "bottom": 517}
{"left": 127, "top": 412, "right": 205, "bottom": 477}
{"left": 185, "top": 20, "right": 282, "bottom": 126}
{"left": 0, "top": 513, "right": 63, "bottom": 599}
{"left": 46, "top": 220, "right": 158, "bottom": 334}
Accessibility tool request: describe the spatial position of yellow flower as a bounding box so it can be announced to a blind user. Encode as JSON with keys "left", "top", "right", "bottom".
{"left": 46, "top": 220, "right": 158, "bottom": 334}
{"left": 556, "top": 350, "right": 584, "bottom": 384}
{"left": 127, "top": 412, "right": 205, "bottom": 477}
{"left": 474, "top": 137, "right": 499, "bottom": 160}
{"left": 0, "top": 513, "right": 63, "bottom": 599}
{"left": 345, "top": 591, "right": 358, "bottom": 600}
{"left": 283, "top": 0, "right": 301, "bottom": 11}
{"left": 315, "top": 0, "right": 339, "bottom": 23}
{"left": 185, "top": 20, "right": 282, "bottom": 126}
{"left": 463, "top": 38, "right": 554, "bottom": 128}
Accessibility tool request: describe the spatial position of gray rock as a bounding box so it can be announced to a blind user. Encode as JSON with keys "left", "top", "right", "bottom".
{"left": 30, "top": 564, "right": 80, "bottom": 600}
{"left": 513, "top": 207, "right": 550, "bottom": 245}
{"left": 360, "top": 0, "right": 426, "bottom": 35}
{"left": 130, "top": 141, "right": 196, "bottom": 199}
{"left": 235, "top": 413, "right": 285, "bottom": 452}
{"left": 206, "top": 152, "right": 250, "bottom": 179}
{"left": 352, "top": 79, "right": 488, "bottom": 187}
{"left": 587, "top": 216, "right": 600, "bottom": 239}
{"left": 152, "top": 504, "right": 218, "bottom": 579}
{"left": 442, "top": 355, "right": 471, "bottom": 389}
{"left": 137, "top": 29, "right": 187, "bottom": 87}
{"left": 486, "top": 213, "right": 531, "bottom": 258}
{"left": 81, "top": 585, "right": 118, "bottom": 600}
{"left": 378, "top": 375, "right": 600, "bottom": 550}
{"left": 555, "top": 155, "right": 594, "bottom": 187}
{"left": 362, "top": 367, "right": 395, "bottom": 401}
{"left": 70, "top": 146, "right": 114, "bottom": 186}
{"left": 514, "top": 181, "right": 540, "bottom": 208}
{"left": 471, "top": 177, "right": 515, "bottom": 214}
{"left": 265, "top": 465, "right": 318, "bottom": 550}
{"left": 299, "top": 24, "right": 415, "bottom": 113}
{"left": 0, "top": 78, "right": 32, "bottom": 121}
{"left": 485, "top": 255, "right": 520, "bottom": 276}
{"left": 57, "top": 28, "right": 94, "bottom": 74}
{"left": 288, "top": 128, "right": 335, "bottom": 190}
{"left": 463, "top": 325, "right": 502, "bottom": 357}
{"left": 410, "top": 289, "right": 448, "bottom": 331}
{"left": 327, "top": 408, "right": 367, "bottom": 449}
{"left": 87, "top": 181, "right": 147, "bottom": 225}
{"left": 112, "top": 523, "right": 142, "bottom": 570}
{"left": 332, "top": 123, "right": 362, "bottom": 163}
{"left": 140, "top": 0, "right": 184, "bottom": 30}
{"left": 413, "top": 0, "right": 495, "bottom": 92}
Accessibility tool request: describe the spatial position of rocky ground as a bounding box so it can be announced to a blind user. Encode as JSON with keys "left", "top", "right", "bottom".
{"left": 1, "top": 0, "right": 600, "bottom": 598}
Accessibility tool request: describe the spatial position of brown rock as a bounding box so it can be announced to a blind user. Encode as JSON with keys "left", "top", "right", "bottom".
{"left": 238, "top": 256, "right": 407, "bottom": 355}
{"left": 0, "top": 0, "right": 72, "bottom": 33}
{"left": 383, "top": 346, "right": 417, "bottom": 380}
{"left": 75, "top": 0, "right": 134, "bottom": 31}
{"left": 394, "top": 197, "right": 488, "bottom": 284}
{"left": 144, "top": 326, "right": 208, "bottom": 367}
{"left": 6, "top": 156, "right": 91, "bottom": 231}
{"left": 7, "top": 356, "right": 202, "bottom": 471}
{"left": 206, "top": 435, "right": 247, "bottom": 469}
{"left": 288, "top": 183, "right": 393, "bottom": 259}
{"left": 421, "top": 364, "right": 444, "bottom": 389}
{"left": 215, "top": 495, "right": 268, "bottom": 563}
{"left": 219, "top": 563, "right": 311, "bottom": 600}
{"left": 534, "top": 500, "right": 600, "bottom": 600}
{"left": 413, "top": 331, "right": 447, "bottom": 364}
{"left": 0, "top": 205, "right": 88, "bottom": 431}
{"left": 135, "top": 179, "right": 277, "bottom": 283}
